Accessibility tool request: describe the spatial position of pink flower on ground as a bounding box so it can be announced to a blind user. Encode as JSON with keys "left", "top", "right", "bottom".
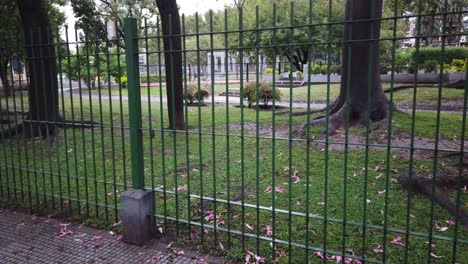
{"left": 313, "top": 251, "right": 324, "bottom": 259}
{"left": 265, "top": 225, "right": 273, "bottom": 237}
{"left": 116, "top": 235, "right": 124, "bottom": 242}
{"left": 291, "top": 171, "right": 300, "bottom": 183}
{"left": 373, "top": 245, "right": 384, "bottom": 253}
{"left": 204, "top": 211, "right": 214, "bottom": 222}
{"left": 391, "top": 236, "right": 404, "bottom": 246}
{"left": 275, "top": 186, "right": 285, "bottom": 193}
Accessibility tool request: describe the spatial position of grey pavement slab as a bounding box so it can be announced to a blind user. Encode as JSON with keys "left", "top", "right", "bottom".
{"left": 0, "top": 209, "right": 222, "bottom": 264}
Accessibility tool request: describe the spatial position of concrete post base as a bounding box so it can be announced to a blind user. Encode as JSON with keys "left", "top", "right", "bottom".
{"left": 121, "top": 189, "right": 154, "bottom": 245}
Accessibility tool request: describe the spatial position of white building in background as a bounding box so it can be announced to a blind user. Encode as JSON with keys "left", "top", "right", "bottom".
{"left": 205, "top": 51, "right": 266, "bottom": 79}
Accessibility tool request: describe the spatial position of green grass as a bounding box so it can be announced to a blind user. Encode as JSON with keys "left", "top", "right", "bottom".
{"left": 0, "top": 92, "right": 467, "bottom": 263}
{"left": 84, "top": 82, "right": 465, "bottom": 112}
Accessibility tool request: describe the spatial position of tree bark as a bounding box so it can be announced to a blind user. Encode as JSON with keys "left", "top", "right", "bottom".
{"left": 18, "top": 0, "right": 61, "bottom": 137}
{"left": 155, "top": 0, "right": 186, "bottom": 130}
{"left": 301, "top": 0, "right": 388, "bottom": 136}
{"left": 0, "top": 60, "right": 11, "bottom": 97}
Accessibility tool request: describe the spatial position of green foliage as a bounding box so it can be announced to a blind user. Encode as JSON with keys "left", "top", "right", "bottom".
{"left": 330, "top": 65, "right": 341, "bottom": 74}
{"left": 444, "top": 59, "right": 467, "bottom": 73}
{"left": 61, "top": 46, "right": 126, "bottom": 88}
{"left": 413, "top": 47, "right": 468, "bottom": 65}
{"left": 395, "top": 49, "right": 412, "bottom": 73}
{"left": 264, "top": 68, "right": 279, "bottom": 74}
{"left": 422, "top": 60, "right": 438, "bottom": 73}
{"left": 119, "top": 76, "right": 128, "bottom": 88}
{"left": 380, "top": 63, "right": 391, "bottom": 74}
{"left": 140, "top": 75, "right": 166, "bottom": 83}
{"left": 310, "top": 65, "right": 328, "bottom": 75}
{"left": 243, "top": 82, "right": 282, "bottom": 108}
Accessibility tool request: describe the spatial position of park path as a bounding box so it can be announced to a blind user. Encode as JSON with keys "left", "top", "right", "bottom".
{"left": 67, "top": 90, "right": 328, "bottom": 110}
{"left": 0, "top": 208, "right": 223, "bottom": 263}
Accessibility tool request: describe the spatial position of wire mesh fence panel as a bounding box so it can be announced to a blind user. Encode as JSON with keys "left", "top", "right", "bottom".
{"left": 0, "top": 0, "right": 467, "bottom": 263}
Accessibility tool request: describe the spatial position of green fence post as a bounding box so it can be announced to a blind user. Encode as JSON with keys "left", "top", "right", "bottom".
{"left": 121, "top": 17, "right": 154, "bottom": 245}
{"left": 124, "top": 17, "right": 144, "bottom": 189}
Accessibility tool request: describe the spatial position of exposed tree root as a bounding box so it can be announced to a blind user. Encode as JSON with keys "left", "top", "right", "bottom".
{"left": 384, "top": 79, "right": 465, "bottom": 93}
{"left": 297, "top": 106, "right": 346, "bottom": 138}
{"left": 398, "top": 171, "right": 468, "bottom": 227}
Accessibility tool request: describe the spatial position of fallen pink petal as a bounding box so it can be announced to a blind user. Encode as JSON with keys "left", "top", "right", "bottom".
{"left": 291, "top": 171, "right": 300, "bottom": 183}
{"left": 391, "top": 236, "right": 404, "bottom": 246}
{"left": 313, "top": 251, "right": 324, "bottom": 259}
{"left": 265, "top": 225, "right": 273, "bottom": 236}
{"left": 265, "top": 186, "right": 272, "bottom": 193}
{"left": 116, "top": 235, "right": 124, "bottom": 242}
{"left": 373, "top": 244, "right": 383, "bottom": 253}
{"left": 446, "top": 220, "right": 455, "bottom": 225}
{"left": 275, "top": 186, "right": 285, "bottom": 193}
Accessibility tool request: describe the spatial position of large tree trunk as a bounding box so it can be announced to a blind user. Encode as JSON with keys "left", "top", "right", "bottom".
{"left": 18, "top": 0, "right": 60, "bottom": 137}
{"left": 155, "top": 0, "right": 186, "bottom": 130}
{"left": 301, "top": 0, "right": 388, "bottom": 135}
{"left": 338, "top": 0, "right": 388, "bottom": 123}
{"left": 0, "top": 60, "right": 11, "bottom": 97}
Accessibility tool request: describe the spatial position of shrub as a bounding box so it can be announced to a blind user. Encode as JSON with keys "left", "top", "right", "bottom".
{"left": 264, "top": 68, "right": 279, "bottom": 74}
{"left": 422, "top": 60, "right": 438, "bottom": 73}
{"left": 243, "top": 82, "right": 282, "bottom": 108}
{"left": 184, "top": 85, "right": 197, "bottom": 104}
{"left": 194, "top": 88, "right": 210, "bottom": 105}
{"left": 184, "top": 85, "right": 210, "bottom": 105}
{"left": 259, "top": 83, "right": 282, "bottom": 106}
{"left": 120, "top": 76, "right": 128, "bottom": 88}
{"left": 320, "top": 65, "right": 327, "bottom": 74}
{"left": 380, "top": 63, "right": 391, "bottom": 74}
{"left": 243, "top": 82, "right": 257, "bottom": 108}
{"left": 395, "top": 49, "right": 412, "bottom": 73}
{"left": 412, "top": 46, "right": 468, "bottom": 65}
{"left": 310, "top": 65, "right": 322, "bottom": 75}
{"left": 140, "top": 75, "right": 166, "bottom": 83}
{"left": 445, "top": 59, "right": 467, "bottom": 73}
{"left": 330, "top": 65, "right": 341, "bottom": 74}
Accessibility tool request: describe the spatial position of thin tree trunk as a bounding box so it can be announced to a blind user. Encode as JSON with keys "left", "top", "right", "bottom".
{"left": 18, "top": 0, "right": 60, "bottom": 137}
{"left": 0, "top": 60, "right": 11, "bottom": 97}
{"left": 155, "top": 0, "right": 186, "bottom": 130}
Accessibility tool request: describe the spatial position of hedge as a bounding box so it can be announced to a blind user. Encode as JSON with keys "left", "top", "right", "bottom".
{"left": 411, "top": 46, "right": 468, "bottom": 65}
{"left": 140, "top": 75, "right": 166, "bottom": 83}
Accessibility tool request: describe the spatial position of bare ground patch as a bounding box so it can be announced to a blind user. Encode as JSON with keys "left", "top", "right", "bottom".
{"left": 229, "top": 122, "right": 468, "bottom": 160}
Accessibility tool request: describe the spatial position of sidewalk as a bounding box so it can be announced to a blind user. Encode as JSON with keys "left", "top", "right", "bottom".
{"left": 0, "top": 209, "right": 219, "bottom": 263}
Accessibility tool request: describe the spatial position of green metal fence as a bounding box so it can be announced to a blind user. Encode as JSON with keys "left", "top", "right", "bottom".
{"left": 1, "top": 1, "right": 467, "bottom": 263}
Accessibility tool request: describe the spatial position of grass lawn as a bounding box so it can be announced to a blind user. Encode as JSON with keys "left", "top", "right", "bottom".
{"left": 85, "top": 82, "right": 466, "bottom": 112}
{"left": 0, "top": 92, "right": 467, "bottom": 263}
